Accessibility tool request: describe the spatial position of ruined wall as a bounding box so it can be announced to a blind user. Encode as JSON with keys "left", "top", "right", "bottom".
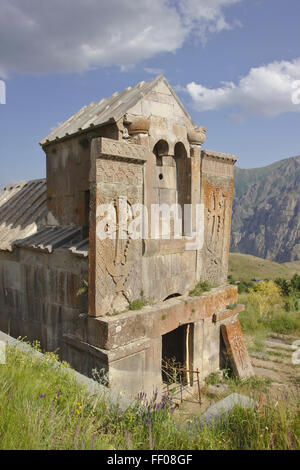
{"left": 0, "top": 248, "right": 88, "bottom": 355}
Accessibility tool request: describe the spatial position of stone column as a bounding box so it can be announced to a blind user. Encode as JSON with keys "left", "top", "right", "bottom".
{"left": 187, "top": 127, "right": 206, "bottom": 280}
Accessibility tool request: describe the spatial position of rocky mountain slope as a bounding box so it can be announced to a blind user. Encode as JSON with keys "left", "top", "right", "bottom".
{"left": 231, "top": 155, "right": 300, "bottom": 262}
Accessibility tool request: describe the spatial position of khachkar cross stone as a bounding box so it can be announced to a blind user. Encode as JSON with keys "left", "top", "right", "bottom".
{"left": 204, "top": 188, "right": 227, "bottom": 283}
{"left": 90, "top": 138, "right": 146, "bottom": 316}
{"left": 221, "top": 320, "right": 254, "bottom": 379}
{"left": 101, "top": 198, "right": 133, "bottom": 313}
{"left": 207, "top": 188, "right": 226, "bottom": 252}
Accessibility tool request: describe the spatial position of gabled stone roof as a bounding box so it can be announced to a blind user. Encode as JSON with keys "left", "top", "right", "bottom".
{"left": 0, "top": 180, "right": 88, "bottom": 255}
{"left": 40, "top": 75, "right": 194, "bottom": 146}
{"left": 0, "top": 179, "right": 47, "bottom": 251}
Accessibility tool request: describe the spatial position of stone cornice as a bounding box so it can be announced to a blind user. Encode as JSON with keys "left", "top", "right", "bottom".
{"left": 202, "top": 149, "right": 238, "bottom": 164}
{"left": 93, "top": 137, "right": 147, "bottom": 163}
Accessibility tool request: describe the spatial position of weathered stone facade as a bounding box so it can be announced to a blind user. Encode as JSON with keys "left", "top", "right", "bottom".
{"left": 0, "top": 75, "right": 249, "bottom": 399}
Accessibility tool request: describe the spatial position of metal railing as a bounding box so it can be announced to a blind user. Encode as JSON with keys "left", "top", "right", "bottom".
{"left": 162, "top": 361, "right": 202, "bottom": 405}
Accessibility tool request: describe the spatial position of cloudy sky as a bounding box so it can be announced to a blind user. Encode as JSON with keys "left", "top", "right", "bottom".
{"left": 0, "top": 0, "right": 299, "bottom": 186}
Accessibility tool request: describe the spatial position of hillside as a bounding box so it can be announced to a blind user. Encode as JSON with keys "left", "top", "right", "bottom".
{"left": 231, "top": 155, "right": 300, "bottom": 262}
{"left": 228, "top": 252, "right": 300, "bottom": 282}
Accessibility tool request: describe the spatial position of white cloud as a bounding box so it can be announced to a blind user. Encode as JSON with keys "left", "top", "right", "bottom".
{"left": 144, "top": 67, "right": 165, "bottom": 76}
{"left": 186, "top": 58, "right": 300, "bottom": 116}
{"left": 0, "top": 0, "right": 241, "bottom": 77}
{"left": 177, "top": 0, "right": 241, "bottom": 39}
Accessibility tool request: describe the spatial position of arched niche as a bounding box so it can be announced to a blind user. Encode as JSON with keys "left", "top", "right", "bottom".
{"left": 153, "top": 139, "right": 169, "bottom": 167}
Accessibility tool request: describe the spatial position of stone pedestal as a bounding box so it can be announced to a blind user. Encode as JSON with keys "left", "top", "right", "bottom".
{"left": 64, "top": 285, "right": 245, "bottom": 399}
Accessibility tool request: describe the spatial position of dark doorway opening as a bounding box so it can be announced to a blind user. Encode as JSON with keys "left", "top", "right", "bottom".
{"left": 162, "top": 324, "right": 194, "bottom": 386}
{"left": 163, "top": 293, "right": 181, "bottom": 301}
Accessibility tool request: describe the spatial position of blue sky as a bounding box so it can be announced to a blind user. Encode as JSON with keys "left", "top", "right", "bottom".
{"left": 0, "top": 0, "right": 299, "bottom": 187}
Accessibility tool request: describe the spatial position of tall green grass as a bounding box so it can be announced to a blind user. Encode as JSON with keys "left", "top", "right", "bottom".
{"left": 238, "top": 293, "right": 300, "bottom": 336}
{"left": 0, "top": 344, "right": 299, "bottom": 450}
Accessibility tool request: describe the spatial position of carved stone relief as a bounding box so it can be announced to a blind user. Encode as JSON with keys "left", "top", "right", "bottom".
{"left": 92, "top": 143, "right": 145, "bottom": 316}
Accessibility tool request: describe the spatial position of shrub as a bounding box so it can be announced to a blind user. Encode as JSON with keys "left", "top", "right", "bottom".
{"left": 275, "top": 278, "right": 292, "bottom": 297}
{"left": 248, "top": 280, "right": 282, "bottom": 320}
{"left": 238, "top": 281, "right": 255, "bottom": 294}
{"left": 291, "top": 273, "right": 300, "bottom": 292}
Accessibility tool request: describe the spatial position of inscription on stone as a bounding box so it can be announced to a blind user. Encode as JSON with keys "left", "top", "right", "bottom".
{"left": 221, "top": 321, "right": 254, "bottom": 379}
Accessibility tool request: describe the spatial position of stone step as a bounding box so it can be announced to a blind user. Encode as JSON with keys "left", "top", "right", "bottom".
{"left": 264, "top": 340, "right": 296, "bottom": 351}
{"left": 251, "top": 357, "right": 280, "bottom": 370}
{"left": 249, "top": 351, "right": 270, "bottom": 360}
{"left": 265, "top": 347, "right": 292, "bottom": 357}
{"left": 252, "top": 358, "right": 297, "bottom": 375}
{"left": 253, "top": 366, "right": 283, "bottom": 382}
{"left": 269, "top": 333, "right": 299, "bottom": 342}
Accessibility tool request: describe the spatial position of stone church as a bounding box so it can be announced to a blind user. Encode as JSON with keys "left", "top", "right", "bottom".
{"left": 0, "top": 75, "right": 251, "bottom": 398}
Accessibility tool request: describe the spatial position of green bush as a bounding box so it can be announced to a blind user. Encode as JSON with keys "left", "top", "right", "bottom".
{"left": 238, "top": 281, "right": 255, "bottom": 294}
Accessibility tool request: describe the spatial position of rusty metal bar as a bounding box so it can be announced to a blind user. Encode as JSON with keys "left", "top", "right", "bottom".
{"left": 180, "top": 376, "right": 183, "bottom": 403}
{"left": 166, "top": 363, "right": 169, "bottom": 394}
{"left": 196, "top": 368, "right": 201, "bottom": 405}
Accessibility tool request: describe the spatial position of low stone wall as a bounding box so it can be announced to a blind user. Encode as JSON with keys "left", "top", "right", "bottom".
{"left": 0, "top": 330, "right": 133, "bottom": 411}
{"left": 0, "top": 247, "right": 88, "bottom": 357}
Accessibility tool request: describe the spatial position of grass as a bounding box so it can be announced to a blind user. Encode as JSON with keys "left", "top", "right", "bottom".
{"left": 238, "top": 292, "right": 300, "bottom": 338}
{"left": 128, "top": 297, "right": 148, "bottom": 311}
{"left": 189, "top": 281, "right": 211, "bottom": 297}
{"left": 226, "top": 303, "right": 238, "bottom": 310}
{"left": 205, "top": 372, "right": 221, "bottom": 386}
{"left": 229, "top": 253, "right": 300, "bottom": 282}
{"left": 0, "top": 342, "right": 298, "bottom": 450}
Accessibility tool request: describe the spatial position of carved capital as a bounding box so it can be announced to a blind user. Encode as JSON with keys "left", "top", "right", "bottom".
{"left": 187, "top": 126, "right": 207, "bottom": 147}
{"left": 128, "top": 116, "right": 150, "bottom": 135}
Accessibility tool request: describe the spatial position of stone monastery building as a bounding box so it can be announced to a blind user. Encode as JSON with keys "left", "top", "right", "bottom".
{"left": 0, "top": 75, "right": 252, "bottom": 397}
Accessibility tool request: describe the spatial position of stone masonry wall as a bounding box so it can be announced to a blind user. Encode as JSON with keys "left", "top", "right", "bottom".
{"left": 0, "top": 247, "right": 88, "bottom": 356}
{"left": 45, "top": 124, "right": 118, "bottom": 227}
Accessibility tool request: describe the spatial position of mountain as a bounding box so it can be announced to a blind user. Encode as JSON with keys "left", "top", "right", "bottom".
{"left": 231, "top": 155, "right": 300, "bottom": 262}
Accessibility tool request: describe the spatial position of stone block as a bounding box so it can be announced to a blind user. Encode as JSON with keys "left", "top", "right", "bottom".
{"left": 221, "top": 320, "right": 254, "bottom": 379}
{"left": 199, "top": 393, "right": 255, "bottom": 427}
